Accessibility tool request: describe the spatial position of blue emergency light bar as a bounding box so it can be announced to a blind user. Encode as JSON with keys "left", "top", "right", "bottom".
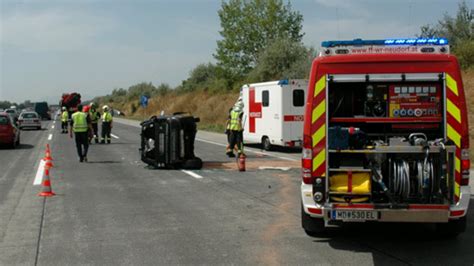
{"left": 322, "top": 38, "right": 449, "bottom": 47}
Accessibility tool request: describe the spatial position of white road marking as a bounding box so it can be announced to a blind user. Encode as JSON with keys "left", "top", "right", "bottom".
{"left": 34, "top": 160, "right": 46, "bottom": 185}
{"left": 52, "top": 125, "right": 55, "bottom": 129}
{"left": 48, "top": 134, "right": 53, "bottom": 140}
{"left": 181, "top": 170, "right": 203, "bottom": 179}
{"left": 196, "top": 138, "right": 227, "bottom": 147}
{"left": 195, "top": 138, "right": 298, "bottom": 162}
{"left": 111, "top": 134, "right": 120, "bottom": 139}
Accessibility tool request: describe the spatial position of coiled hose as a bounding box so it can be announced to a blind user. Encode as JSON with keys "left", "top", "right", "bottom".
{"left": 393, "top": 160, "right": 410, "bottom": 199}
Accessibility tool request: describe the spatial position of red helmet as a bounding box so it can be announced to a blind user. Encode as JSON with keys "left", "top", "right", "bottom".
{"left": 83, "top": 105, "right": 91, "bottom": 112}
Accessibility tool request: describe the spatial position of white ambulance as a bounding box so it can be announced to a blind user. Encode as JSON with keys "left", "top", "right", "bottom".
{"left": 241, "top": 79, "right": 308, "bottom": 150}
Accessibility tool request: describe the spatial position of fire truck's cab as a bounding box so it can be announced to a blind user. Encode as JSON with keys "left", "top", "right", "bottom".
{"left": 301, "top": 38, "right": 470, "bottom": 237}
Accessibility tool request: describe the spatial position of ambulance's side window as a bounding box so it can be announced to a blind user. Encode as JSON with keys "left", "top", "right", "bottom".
{"left": 293, "top": 89, "right": 305, "bottom": 107}
{"left": 262, "top": 90, "right": 269, "bottom": 107}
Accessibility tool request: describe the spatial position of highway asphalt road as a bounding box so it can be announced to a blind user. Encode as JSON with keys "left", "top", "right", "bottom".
{"left": 1, "top": 118, "right": 473, "bottom": 265}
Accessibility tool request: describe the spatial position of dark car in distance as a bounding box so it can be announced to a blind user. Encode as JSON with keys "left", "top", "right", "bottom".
{"left": 34, "top": 102, "right": 51, "bottom": 120}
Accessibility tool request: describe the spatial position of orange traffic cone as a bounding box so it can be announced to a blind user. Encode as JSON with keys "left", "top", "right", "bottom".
{"left": 38, "top": 169, "right": 55, "bottom": 197}
{"left": 44, "top": 160, "right": 54, "bottom": 169}
{"left": 44, "top": 149, "right": 53, "bottom": 161}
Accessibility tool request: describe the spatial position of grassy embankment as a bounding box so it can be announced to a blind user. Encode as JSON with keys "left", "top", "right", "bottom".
{"left": 108, "top": 91, "right": 240, "bottom": 133}
{"left": 107, "top": 69, "right": 474, "bottom": 157}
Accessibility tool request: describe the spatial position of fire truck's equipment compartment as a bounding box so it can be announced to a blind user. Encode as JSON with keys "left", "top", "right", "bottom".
{"left": 326, "top": 74, "right": 455, "bottom": 206}
{"left": 140, "top": 114, "right": 202, "bottom": 169}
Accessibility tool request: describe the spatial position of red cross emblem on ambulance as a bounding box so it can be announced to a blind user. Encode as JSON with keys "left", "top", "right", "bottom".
{"left": 248, "top": 87, "right": 262, "bottom": 133}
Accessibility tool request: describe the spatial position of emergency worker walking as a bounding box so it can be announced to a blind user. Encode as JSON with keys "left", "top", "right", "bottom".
{"left": 226, "top": 102, "right": 244, "bottom": 158}
{"left": 89, "top": 103, "right": 101, "bottom": 143}
{"left": 70, "top": 104, "right": 93, "bottom": 162}
{"left": 61, "top": 106, "right": 69, "bottom": 134}
{"left": 101, "top": 105, "right": 113, "bottom": 144}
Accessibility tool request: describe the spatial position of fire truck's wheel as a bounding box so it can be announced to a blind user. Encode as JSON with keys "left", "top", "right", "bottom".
{"left": 301, "top": 205, "right": 326, "bottom": 237}
{"left": 436, "top": 216, "right": 467, "bottom": 238}
{"left": 262, "top": 136, "right": 272, "bottom": 151}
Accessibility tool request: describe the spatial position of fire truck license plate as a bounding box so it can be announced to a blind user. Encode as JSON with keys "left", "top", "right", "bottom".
{"left": 331, "top": 210, "right": 378, "bottom": 221}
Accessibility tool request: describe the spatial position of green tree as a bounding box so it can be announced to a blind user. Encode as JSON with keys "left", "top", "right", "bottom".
{"left": 248, "top": 37, "right": 315, "bottom": 82}
{"left": 420, "top": 1, "right": 473, "bottom": 46}
{"left": 156, "top": 83, "right": 172, "bottom": 96}
{"left": 214, "top": 0, "right": 304, "bottom": 82}
{"left": 180, "top": 63, "right": 219, "bottom": 91}
{"left": 127, "top": 82, "right": 157, "bottom": 101}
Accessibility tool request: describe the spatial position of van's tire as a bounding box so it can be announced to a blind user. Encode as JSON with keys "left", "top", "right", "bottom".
{"left": 182, "top": 157, "right": 203, "bottom": 170}
{"left": 262, "top": 136, "right": 272, "bottom": 151}
{"left": 436, "top": 216, "right": 467, "bottom": 238}
{"left": 301, "top": 205, "right": 326, "bottom": 237}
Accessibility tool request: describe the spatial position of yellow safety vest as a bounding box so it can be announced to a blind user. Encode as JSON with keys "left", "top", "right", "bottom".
{"left": 61, "top": 111, "right": 69, "bottom": 122}
{"left": 71, "top": 112, "right": 88, "bottom": 133}
{"left": 102, "top": 112, "right": 112, "bottom": 123}
{"left": 229, "top": 110, "right": 242, "bottom": 131}
{"left": 89, "top": 110, "right": 99, "bottom": 123}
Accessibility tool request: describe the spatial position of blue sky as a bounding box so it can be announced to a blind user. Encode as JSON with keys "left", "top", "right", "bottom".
{"left": 0, "top": 0, "right": 469, "bottom": 103}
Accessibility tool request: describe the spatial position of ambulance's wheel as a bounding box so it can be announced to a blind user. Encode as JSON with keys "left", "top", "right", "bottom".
{"left": 301, "top": 205, "right": 326, "bottom": 237}
{"left": 262, "top": 136, "right": 272, "bottom": 151}
{"left": 436, "top": 216, "right": 467, "bottom": 238}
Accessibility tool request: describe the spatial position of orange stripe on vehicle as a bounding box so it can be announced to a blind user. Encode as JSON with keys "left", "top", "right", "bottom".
{"left": 446, "top": 99, "right": 461, "bottom": 124}
{"left": 311, "top": 100, "right": 326, "bottom": 124}
{"left": 447, "top": 124, "right": 461, "bottom": 148}
{"left": 312, "top": 124, "right": 326, "bottom": 148}
{"left": 446, "top": 74, "right": 459, "bottom": 96}
{"left": 455, "top": 182, "right": 460, "bottom": 198}
{"left": 312, "top": 148, "right": 326, "bottom": 173}
{"left": 314, "top": 76, "right": 326, "bottom": 98}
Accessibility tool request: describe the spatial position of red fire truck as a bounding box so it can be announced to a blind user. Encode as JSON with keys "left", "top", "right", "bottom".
{"left": 301, "top": 38, "right": 470, "bottom": 237}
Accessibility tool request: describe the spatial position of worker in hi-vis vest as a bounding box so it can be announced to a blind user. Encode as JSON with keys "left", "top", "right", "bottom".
{"left": 88, "top": 102, "right": 101, "bottom": 144}
{"left": 226, "top": 101, "right": 244, "bottom": 158}
{"left": 61, "top": 106, "right": 69, "bottom": 134}
{"left": 101, "top": 105, "right": 113, "bottom": 144}
{"left": 69, "top": 104, "right": 93, "bottom": 162}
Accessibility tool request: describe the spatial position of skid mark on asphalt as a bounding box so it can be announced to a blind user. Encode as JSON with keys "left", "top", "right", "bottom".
{"left": 259, "top": 173, "right": 295, "bottom": 265}
{"left": 203, "top": 160, "right": 299, "bottom": 171}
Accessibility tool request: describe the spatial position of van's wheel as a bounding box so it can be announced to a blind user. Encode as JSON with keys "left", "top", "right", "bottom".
{"left": 301, "top": 205, "right": 326, "bottom": 237}
{"left": 182, "top": 157, "right": 203, "bottom": 170}
{"left": 262, "top": 136, "right": 272, "bottom": 151}
{"left": 436, "top": 216, "right": 467, "bottom": 238}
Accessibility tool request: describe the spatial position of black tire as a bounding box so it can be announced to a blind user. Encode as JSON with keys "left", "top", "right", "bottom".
{"left": 301, "top": 205, "right": 326, "bottom": 237}
{"left": 436, "top": 216, "right": 467, "bottom": 238}
{"left": 182, "top": 157, "right": 203, "bottom": 170}
{"left": 10, "top": 139, "right": 16, "bottom": 149}
{"left": 37, "top": 126, "right": 41, "bottom": 130}
{"left": 262, "top": 136, "right": 272, "bottom": 151}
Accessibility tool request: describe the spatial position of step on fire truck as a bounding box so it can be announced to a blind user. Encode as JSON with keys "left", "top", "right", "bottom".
{"left": 301, "top": 38, "right": 470, "bottom": 237}
{"left": 241, "top": 79, "right": 308, "bottom": 150}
